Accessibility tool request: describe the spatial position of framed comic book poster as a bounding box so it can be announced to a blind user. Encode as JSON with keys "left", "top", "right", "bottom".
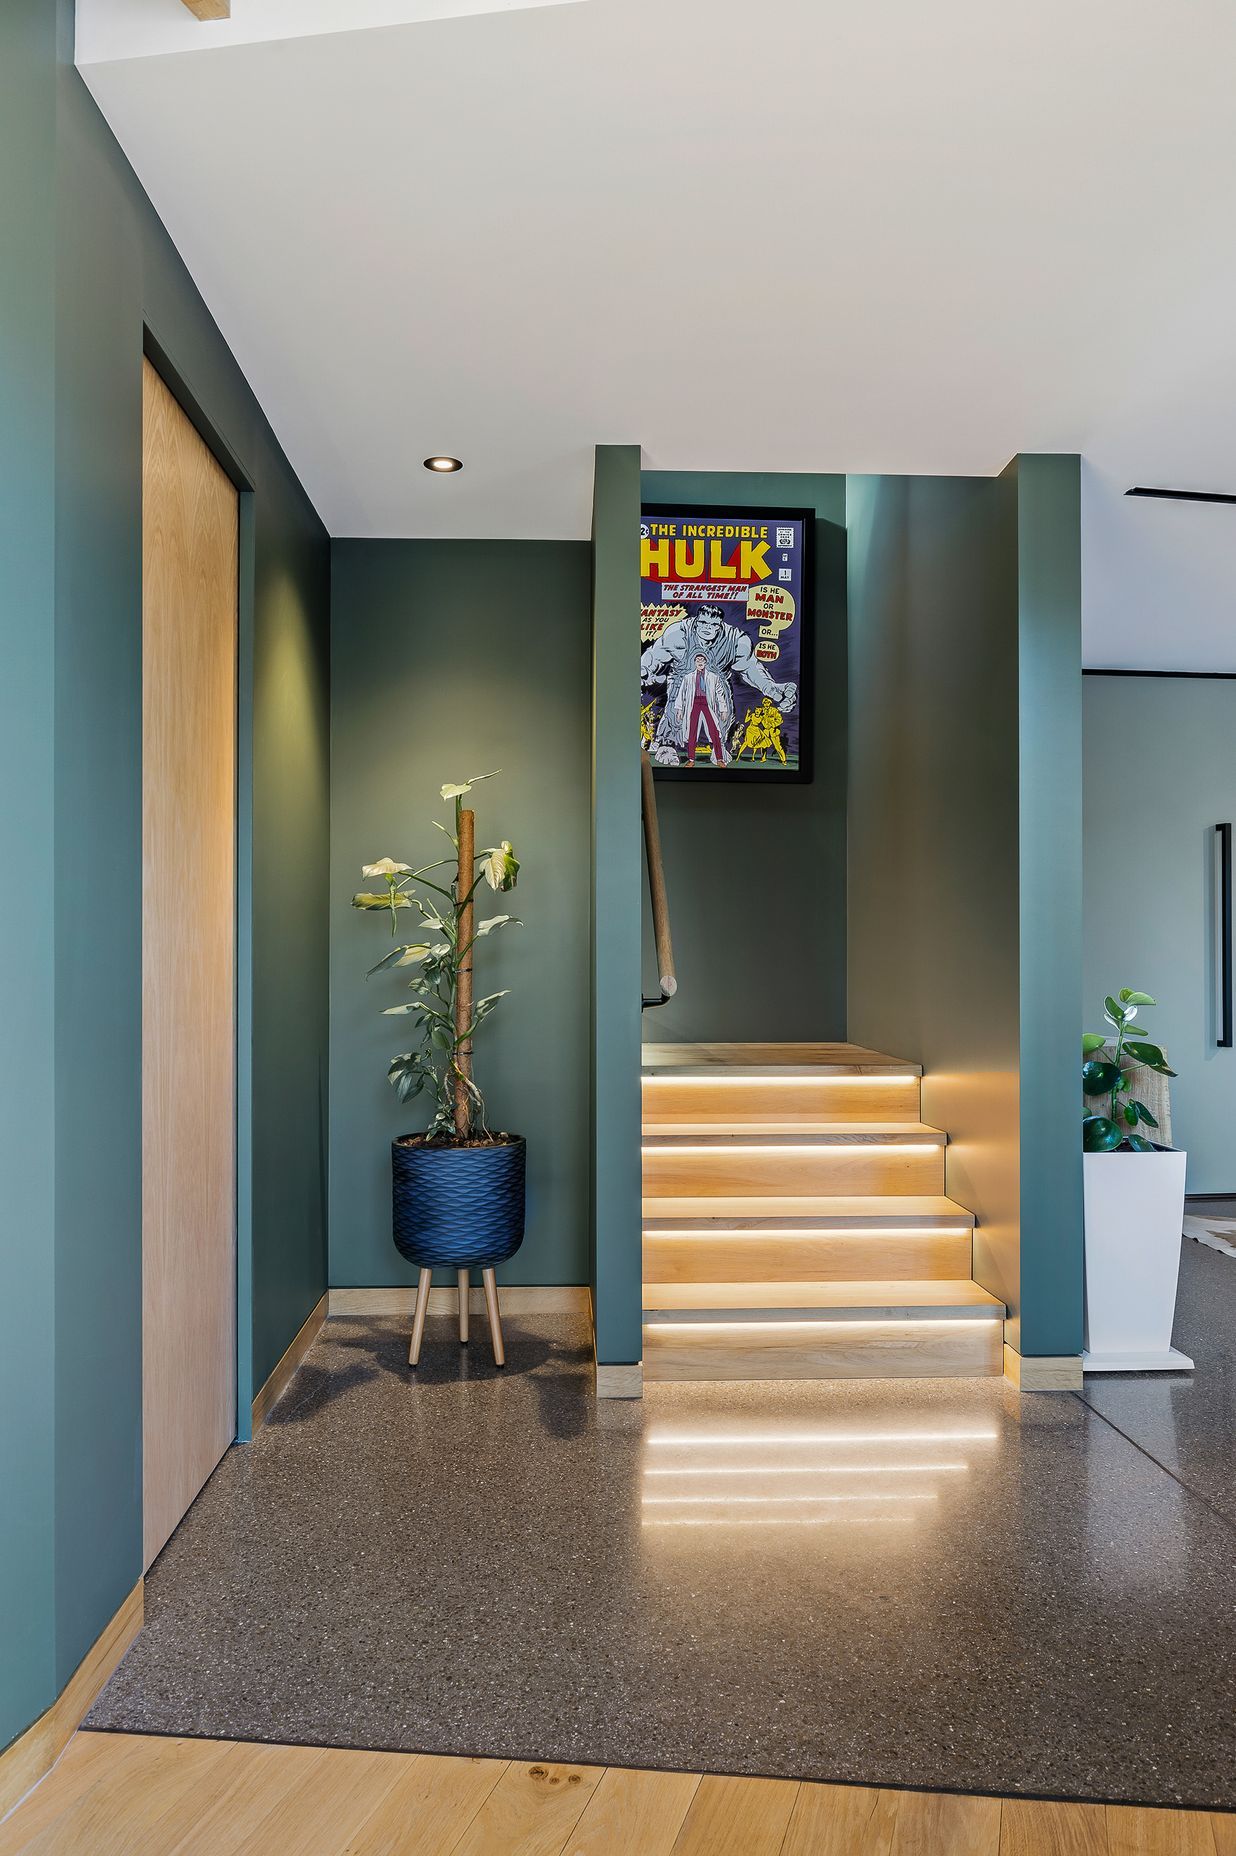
{"left": 639, "top": 504, "right": 813, "bottom": 782}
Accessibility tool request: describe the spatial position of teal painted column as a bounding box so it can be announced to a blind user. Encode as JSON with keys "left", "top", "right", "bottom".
{"left": 1014, "top": 454, "right": 1084, "bottom": 1357}
{"left": 591, "top": 445, "right": 644, "bottom": 1372}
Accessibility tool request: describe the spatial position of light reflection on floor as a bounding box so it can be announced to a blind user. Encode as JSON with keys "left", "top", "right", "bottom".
{"left": 639, "top": 1414, "right": 999, "bottom": 1531}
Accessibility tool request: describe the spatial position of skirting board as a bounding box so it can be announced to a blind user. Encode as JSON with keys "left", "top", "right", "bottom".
{"left": 0, "top": 1580, "right": 143, "bottom": 1823}
{"left": 595, "top": 1361, "right": 643, "bottom": 1399}
{"left": 328, "top": 1286, "right": 589, "bottom": 1317}
{"left": 251, "top": 1292, "right": 328, "bottom": 1432}
{"left": 1003, "top": 1344, "right": 1083, "bottom": 1392}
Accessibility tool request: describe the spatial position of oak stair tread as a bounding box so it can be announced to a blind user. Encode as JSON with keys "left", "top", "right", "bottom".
{"left": 643, "top": 1195, "right": 976, "bottom": 1229}
{"left": 641, "top": 1121, "right": 947, "bottom": 1144}
{"left": 642, "top": 1230, "right": 975, "bottom": 1285}
{"left": 643, "top": 1279, "right": 1005, "bottom": 1318}
{"left": 641, "top": 1041, "right": 922, "bottom": 1077}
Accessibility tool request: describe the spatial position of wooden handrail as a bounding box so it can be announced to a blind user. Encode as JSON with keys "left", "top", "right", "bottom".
{"left": 641, "top": 750, "right": 677, "bottom": 1009}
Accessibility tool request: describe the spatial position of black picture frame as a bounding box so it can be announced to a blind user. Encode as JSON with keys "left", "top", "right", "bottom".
{"left": 640, "top": 502, "right": 815, "bottom": 784}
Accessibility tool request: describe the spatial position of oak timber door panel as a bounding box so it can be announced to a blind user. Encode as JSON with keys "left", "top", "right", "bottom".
{"left": 142, "top": 358, "right": 238, "bottom": 1569}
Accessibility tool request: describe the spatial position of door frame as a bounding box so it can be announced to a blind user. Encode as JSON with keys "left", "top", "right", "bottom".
{"left": 142, "top": 325, "right": 260, "bottom": 1441}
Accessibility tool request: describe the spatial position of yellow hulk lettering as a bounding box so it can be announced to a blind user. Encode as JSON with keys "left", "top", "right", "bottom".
{"left": 739, "top": 540, "right": 771, "bottom": 581}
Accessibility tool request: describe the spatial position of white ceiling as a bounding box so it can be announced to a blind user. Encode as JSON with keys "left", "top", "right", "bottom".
{"left": 79, "top": 0, "right": 1236, "bottom": 666}
{"left": 75, "top": 0, "right": 580, "bottom": 64}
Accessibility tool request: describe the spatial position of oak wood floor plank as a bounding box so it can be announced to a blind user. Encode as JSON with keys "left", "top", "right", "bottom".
{"left": 669, "top": 1774, "right": 800, "bottom": 1856}
{"left": 782, "top": 1782, "right": 898, "bottom": 1855}
{"left": 446, "top": 1761, "right": 603, "bottom": 1856}
{"left": 164, "top": 1740, "right": 329, "bottom": 1854}
{"left": 7, "top": 1735, "right": 237, "bottom": 1856}
{"left": 1001, "top": 1798, "right": 1108, "bottom": 1856}
{"left": 563, "top": 1765, "right": 700, "bottom": 1856}
{"left": 0, "top": 1733, "right": 159, "bottom": 1856}
{"left": 3, "top": 1736, "right": 1232, "bottom": 1856}
{"left": 340, "top": 1754, "right": 508, "bottom": 1856}
{"left": 1107, "top": 1805, "right": 1218, "bottom": 1856}
{"left": 890, "top": 1790, "right": 1001, "bottom": 1856}
{"left": 1209, "top": 1816, "right": 1236, "bottom": 1856}
{"left": 226, "top": 1747, "right": 411, "bottom": 1856}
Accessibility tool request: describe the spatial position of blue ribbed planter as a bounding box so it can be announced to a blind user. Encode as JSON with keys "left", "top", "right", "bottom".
{"left": 391, "top": 1135, "right": 526, "bottom": 1269}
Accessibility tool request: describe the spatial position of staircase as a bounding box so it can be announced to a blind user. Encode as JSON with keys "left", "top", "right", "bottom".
{"left": 641, "top": 1043, "right": 1004, "bottom": 1382}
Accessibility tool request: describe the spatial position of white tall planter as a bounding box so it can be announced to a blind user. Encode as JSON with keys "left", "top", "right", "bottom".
{"left": 1082, "top": 1148, "right": 1192, "bottom": 1372}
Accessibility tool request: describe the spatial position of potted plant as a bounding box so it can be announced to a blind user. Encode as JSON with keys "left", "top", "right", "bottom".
{"left": 1081, "top": 988, "right": 1192, "bottom": 1373}
{"left": 353, "top": 772, "right": 522, "bottom": 1369}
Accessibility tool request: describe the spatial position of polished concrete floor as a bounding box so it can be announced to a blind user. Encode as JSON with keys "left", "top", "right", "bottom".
{"left": 1081, "top": 1222, "right": 1236, "bottom": 1530}
{"left": 89, "top": 1239, "right": 1236, "bottom": 1809}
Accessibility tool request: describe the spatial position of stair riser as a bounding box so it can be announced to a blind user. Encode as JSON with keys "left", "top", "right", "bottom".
{"left": 643, "top": 1321, "right": 1003, "bottom": 1381}
{"left": 641, "top": 1079, "right": 921, "bottom": 1124}
{"left": 642, "top": 1147, "right": 945, "bottom": 1198}
{"left": 643, "top": 1230, "right": 974, "bottom": 1283}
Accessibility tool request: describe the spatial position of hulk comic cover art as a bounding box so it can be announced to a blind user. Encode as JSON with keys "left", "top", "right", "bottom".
{"left": 639, "top": 508, "right": 810, "bottom": 780}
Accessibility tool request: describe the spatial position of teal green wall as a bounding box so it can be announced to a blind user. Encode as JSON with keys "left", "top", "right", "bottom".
{"left": 847, "top": 473, "right": 1022, "bottom": 1329}
{"left": 52, "top": 9, "right": 144, "bottom": 1686}
{"left": 846, "top": 462, "right": 1083, "bottom": 1356}
{"left": 241, "top": 451, "right": 330, "bottom": 1404}
{"left": 1084, "top": 674, "right": 1236, "bottom": 1192}
{"left": 1, "top": 4, "right": 330, "bottom": 1754}
{"left": 591, "top": 448, "right": 644, "bottom": 1367}
{"left": 638, "top": 473, "right": 848, "bottom": 1043}
{"left": 329, "top": 540, "right": 592, "bottom": 1289}
{"left": 0, "top": 0, "right": 59, "bottom": 1759}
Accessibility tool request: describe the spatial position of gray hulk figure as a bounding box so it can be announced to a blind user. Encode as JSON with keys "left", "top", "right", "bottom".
{"left": 640, "top": 603, "right": 797, "bottom": 767}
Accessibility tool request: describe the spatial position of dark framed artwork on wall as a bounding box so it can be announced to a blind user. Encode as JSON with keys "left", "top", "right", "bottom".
{"left": 639, "top": 504, "right": 813, "bottom": 783}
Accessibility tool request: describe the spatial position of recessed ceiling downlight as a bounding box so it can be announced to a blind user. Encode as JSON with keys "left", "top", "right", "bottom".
{"left": 423, "top": 455, "right": 463, "bottom": 473}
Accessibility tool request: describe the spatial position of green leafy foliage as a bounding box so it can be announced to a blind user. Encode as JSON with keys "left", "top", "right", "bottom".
{"left": 1123, "top": 1041, "right": 1176, "bottom": 1076}
{"left": 353, "top": 891, "right": 412, "bottom": 910}
{"left": 388, "top": 1051, "right": 433, "bottom": 1103}
{"left": 354, "top": 776, "right": 520, "bottom": 1141}
{"left": 1081, "top": 989, "right": 1173, "bottom": 1155}
{"left": 440, "top": 771, "right": 498, "bottom": 801}
{"left": 479, "top": 842, "right": 520, "bottom": 892}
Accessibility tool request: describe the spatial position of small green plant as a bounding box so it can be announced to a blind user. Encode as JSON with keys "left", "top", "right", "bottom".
{"left": 352, "top": 772, "right": 520, "bottom": 1141}
{"left": 1081, "top": 988, "right": 1176, "bottom": 1153}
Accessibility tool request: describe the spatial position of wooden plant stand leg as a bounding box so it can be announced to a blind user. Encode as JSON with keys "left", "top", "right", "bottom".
{"left": 409, "top": 1267, "right": 432, "bottom": 1367}
{"left": 481, "top": 1268, "right": 505, "bottom": 1367}
{"left": 457, "top": 1269, "right": 470, "bottom": 1344}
